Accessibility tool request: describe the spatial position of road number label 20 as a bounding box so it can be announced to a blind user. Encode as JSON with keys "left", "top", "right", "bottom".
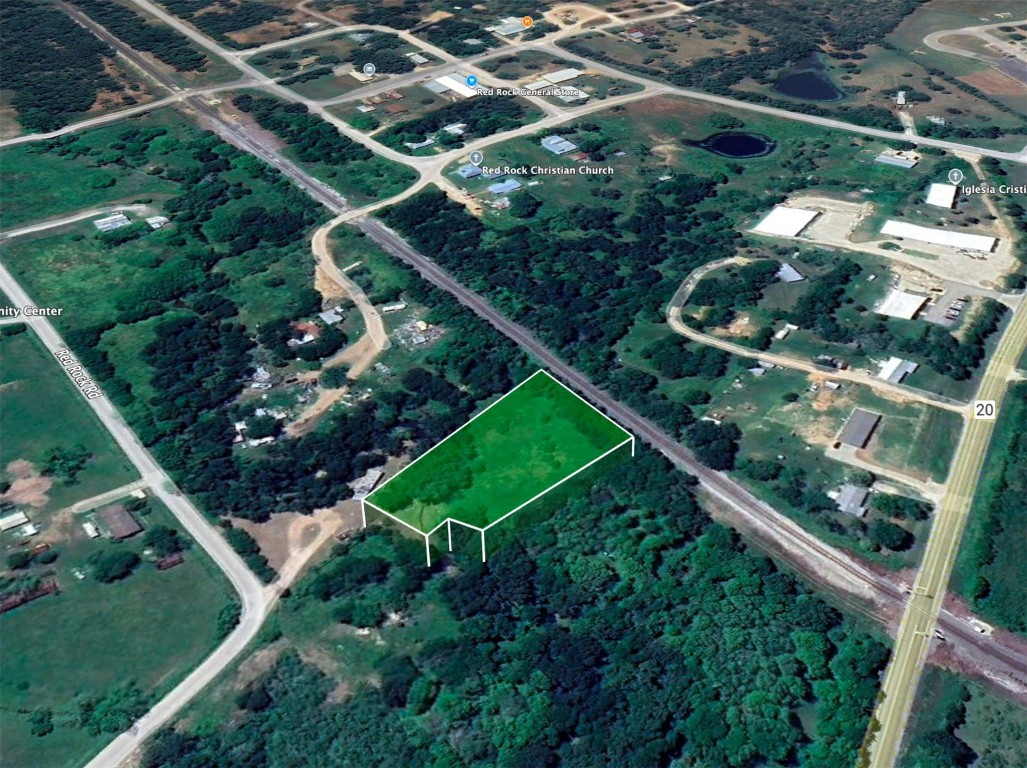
{"left": 973, "top": 400, "right": 997, "bottom": 420}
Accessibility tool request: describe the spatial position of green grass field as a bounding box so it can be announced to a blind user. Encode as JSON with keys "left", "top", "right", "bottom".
{"left": 0, "top": 495, "right": 235, "bottom": 768}
{"left": 367, "top": 371, "right": 631, "bottom": 531}
{"left": 0, "top": 112, "right": 186, "bottom": 230}
{"left": 0, "top": 326, "right": 137, "bottom": 513}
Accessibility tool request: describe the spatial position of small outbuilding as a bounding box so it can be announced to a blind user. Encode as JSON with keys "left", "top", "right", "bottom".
{"left": 838, "top": 409, "right": 882, "bottom": 449}
{"left": 836, "top": 485, "right": 870, "bottom": 517}
{"left": 98, "top": 504, "right": 142, "bottom": 540}
{"left": 487, "top": 179, "right": 523, "bottom": 195}
{"left": 776, "top": 263, "right": 805, "bottom": 283}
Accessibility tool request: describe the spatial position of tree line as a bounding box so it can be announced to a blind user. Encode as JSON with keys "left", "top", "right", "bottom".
{"left": 1, "top": 0, "right": 118, "bottom": 131}
{"left": 74, "top": 0, "right": 210, "bottom": 72}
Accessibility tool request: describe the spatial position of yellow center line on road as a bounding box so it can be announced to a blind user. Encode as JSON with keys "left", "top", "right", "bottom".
{"left": 867, "top": 301, "right": 1027, "bottom": 767}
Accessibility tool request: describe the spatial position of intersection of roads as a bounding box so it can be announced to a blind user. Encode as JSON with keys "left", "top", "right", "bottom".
{"left": 2, "top": 2, "right": 1026, "bottom": 766}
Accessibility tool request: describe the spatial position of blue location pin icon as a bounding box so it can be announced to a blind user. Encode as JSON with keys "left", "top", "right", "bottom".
{"left": 466, "top": 74, "right": 478, "bottom": 88}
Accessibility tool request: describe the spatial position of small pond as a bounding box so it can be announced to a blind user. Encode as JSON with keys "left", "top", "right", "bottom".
{"left": 696, "top": 132, "right": 776, "bottom": 158}
{"left": 774, "top": 57, "right": 844, "bottom": 102}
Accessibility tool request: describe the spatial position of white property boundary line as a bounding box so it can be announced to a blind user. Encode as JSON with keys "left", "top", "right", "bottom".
{"left": 361, "top": 371, "right": 635, "bottom": 565}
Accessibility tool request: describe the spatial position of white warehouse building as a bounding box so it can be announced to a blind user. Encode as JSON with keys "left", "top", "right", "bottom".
{"left": 750, "top": 206, "right": 820, "bottom": 237}
{"left": 880, "top": 220, "right": 997, "bottom": 252}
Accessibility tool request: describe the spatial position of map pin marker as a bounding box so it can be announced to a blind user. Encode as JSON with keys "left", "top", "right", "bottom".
{"left": 469, "top": 151, "right": 484, "bottom": 167}
{"left": 947, "top": 168, "right": 964, "bottom": 185}
{"left": 362, "top": 63, "right": 376, "bottom": 77}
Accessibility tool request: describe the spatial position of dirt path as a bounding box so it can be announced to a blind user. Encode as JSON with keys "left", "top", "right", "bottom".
{"left": 285, "top": 386, "right": 350, "bottom": 437}
{"left": 276, "top": 503, "right": 362, "bottom": 589}
{"left": 286, "top": 216, "right": 395, "bottom": 435}
{"left": 311, "top": 215, "right": 389, "bottom": 352}
{"left": 825, "top": 446, "right": 947, "bottom": 503}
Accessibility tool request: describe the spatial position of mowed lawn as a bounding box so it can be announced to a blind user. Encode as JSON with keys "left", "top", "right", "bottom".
{"left": 0, "top": 499, "right": 234, "bottom": 768}
{"left": 0, "top": 327, "right": 137, "bottom": 512}
{"left": 367, "top": 371, "right": 631, "bottom": 530}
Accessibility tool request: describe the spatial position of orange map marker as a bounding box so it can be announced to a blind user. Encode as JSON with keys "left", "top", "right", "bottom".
{"left": 522, "top": 16, "right": 533, "bottom": 28}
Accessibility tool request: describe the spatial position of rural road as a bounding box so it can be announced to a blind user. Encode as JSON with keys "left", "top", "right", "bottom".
{"left": 311, "top": 213, "right": 390, "bottom": 352}
{"left": 666, "top": 257, "right": 970, "bottom": 414}
{"left": 923, "top": 18, "right": 1027, "bottom": 85}
{"left": 8, "top": 3, "right": 1027, "bottom": 765}
{"left": 868, "top": 289, "right": 1027, "bottom": 766}
{"left": 0, "top": 205, "right": 150, "bottom": 240}
{"left": 537, "top": 39, "right": 1027, "bottom": 163}
{"left": 0, "top": 80, "right": 257, "bottom": 150}
{"left": 0, "top": 256, "right": 268, "bottom": 768}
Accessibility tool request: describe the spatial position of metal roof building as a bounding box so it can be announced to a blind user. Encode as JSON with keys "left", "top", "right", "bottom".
{"left": 487, "top": 179, "right": 523, "bottom": 194}
{"left": 0, "top": 511, "right": 29, "bottom": 531}
{"left": 925, "top": 183, "right": 958, "bottom": 209}
{"left": 880, "top": 220, "right": 997, "bottom": 252}
{"left": 434, "top": 75, "right": 477, "bottom": 98}
{"left": 876, "top": 289, "right": 929, "bottom": 320}
{"left": 540, "top": 136, "right": 577, "bottom": 155}
{"left": 751, "top": 206, "right": 820, "bottom": 237}
{"left": 877, "top": 357, "right": 919, "bottom": 384}
{"left": 93, "top": 213, "right": 132, "bottom": 232}
{"left": 836, "top": 485, "right": 870, "bottom": 517}
{"left": 838, "top": 409, "right": 882, "bottom": 449}
{"left": 543, "top": 68, "right": 583, "bottom": 84}
{"left": 874, "top": 153, "right": 917, "bottom": 169}
{"left": 777, "top": 263, "right": 805, "bottom": 283}
{"left": 98, "top": 504, "right": 142, "bottom": 540}
{"left": 456, "top": 163, "right": 482, "bottom": 179}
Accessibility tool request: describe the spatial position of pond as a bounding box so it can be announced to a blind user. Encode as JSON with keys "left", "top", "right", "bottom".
{"left": 696, "top": 132, "right": 776, "bottom": 158}
{"left": 774, "top": 57, "right": 844, "bottom": 102}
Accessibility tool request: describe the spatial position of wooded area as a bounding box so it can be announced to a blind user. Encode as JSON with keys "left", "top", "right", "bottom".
{"left": 74, "top": 0, "right": 210, "bottom": 72}
{"left": 955, "top": 382, "right": 1027, "bottom": 633}
{"left": 159, "top": 0, "right": 282, "bottom": 47}
{"left": 1, "top": 0, "right": 117, "bottom": 131}
{"left": 145, "top": 448, "right": 889, "bottom": 767}
{"left": 232, "top": 93, "right": 416, "bottom": 200}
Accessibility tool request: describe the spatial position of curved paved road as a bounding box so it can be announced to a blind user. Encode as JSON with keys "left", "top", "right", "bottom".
{"left": 666, "top": 257, "right": 969, "bottom": 413}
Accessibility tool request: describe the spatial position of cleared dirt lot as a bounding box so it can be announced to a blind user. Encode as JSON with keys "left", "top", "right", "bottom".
{"left": 779, "top": 194, "right": 1017, "bottom": 290}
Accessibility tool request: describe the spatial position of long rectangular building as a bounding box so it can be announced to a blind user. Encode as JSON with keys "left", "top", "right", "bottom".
{"left": 880, "top": 220, "right": 997, "bottom": 252}
{"left": 751, "top": 206, "right": 820, "bottom": 237}
{"left": 435, "top": 75, "right": 477, "bottom": 98}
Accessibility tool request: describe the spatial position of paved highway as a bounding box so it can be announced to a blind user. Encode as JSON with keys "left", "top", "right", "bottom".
{"left": 868, "top": 295, "right": 1027, "bottom": 766}
{"left": 17, "top": 4, "right": 1027, "bottom": 764}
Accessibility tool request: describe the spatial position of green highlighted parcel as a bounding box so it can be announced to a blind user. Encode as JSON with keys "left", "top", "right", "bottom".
{"left": 365, "top": 371, "right": 632, "bottom": 549}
